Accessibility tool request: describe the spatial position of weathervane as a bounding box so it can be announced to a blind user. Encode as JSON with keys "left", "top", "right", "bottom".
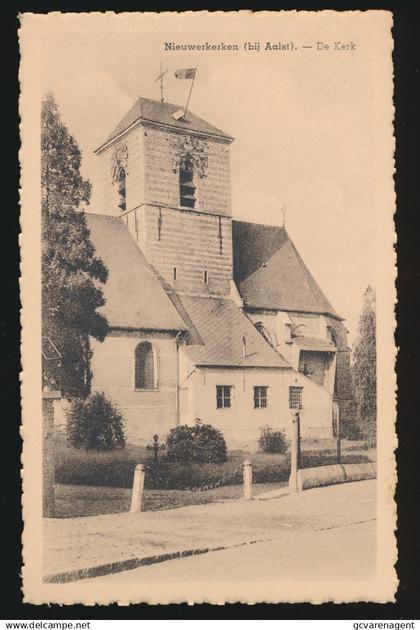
{"left": 155, "top": 61, "right": 168, "bottom": 103}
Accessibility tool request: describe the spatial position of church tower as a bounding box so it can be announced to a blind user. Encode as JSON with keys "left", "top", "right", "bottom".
{"left": 95, "top": 97, "right": 235, "bottom": 297}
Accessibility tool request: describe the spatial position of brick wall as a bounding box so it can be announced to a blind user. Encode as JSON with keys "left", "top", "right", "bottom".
{"left": 141, "top": 205, "right": 232, "bottom": 296}
{"left": 95, "top": 128, "right": 145, "bottom": 217}
{"left": 143, "top": 127, "right": 231, "bottom": 217}
{"left": 95, "top": 123, "right": 233, "bottom": 296}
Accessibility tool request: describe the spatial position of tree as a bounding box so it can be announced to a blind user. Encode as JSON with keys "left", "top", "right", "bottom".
{"left": 352, "top": 286, "right": 376, "bottom": 444}
{"left": 42, "top": 93, "right": 108, "bottom": 397}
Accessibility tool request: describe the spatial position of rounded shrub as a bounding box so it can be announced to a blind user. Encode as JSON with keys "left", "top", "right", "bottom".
{"left": 166, "top": 421, "right": 227, "bottom": 463}
{"left": 258, "top": 426, "right": 287, "bottom": 454}
{"left": 193, "top": 421, "right": 228, "bottom": 463}
{"left": 165, "top": 425, "right": 195, "bottom": 463}
{"left": 66, "top": 391, "right": 126, "bottom": 450}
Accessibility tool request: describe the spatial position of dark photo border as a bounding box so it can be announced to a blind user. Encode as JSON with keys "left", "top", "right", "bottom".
{"left": 2, "top": 0, "right": 419, "bottom": 620}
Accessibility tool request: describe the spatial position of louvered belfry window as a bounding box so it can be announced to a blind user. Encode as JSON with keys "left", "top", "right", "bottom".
{"left": 135, "top": 342, "right": 157, "bottom": 389}
{"left": 117, "top": 166, "right": 127, "bottom": 213}
{"left": 179, "top": 156, "right": 196, "bottom": 208}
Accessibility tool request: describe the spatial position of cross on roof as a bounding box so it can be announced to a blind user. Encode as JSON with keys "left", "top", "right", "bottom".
{"left": 279, "top": 202, "right": 286, "bottom": 228}
{"left": 155, "top": 62, "right": 168, "bottom": 103}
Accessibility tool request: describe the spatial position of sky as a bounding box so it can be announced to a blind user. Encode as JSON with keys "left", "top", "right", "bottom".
{"left": 41, "top": 17, "right": 377, "bottom": 343}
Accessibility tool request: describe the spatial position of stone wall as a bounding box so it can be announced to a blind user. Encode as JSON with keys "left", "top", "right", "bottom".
{"left": 186, "top": 365, "right": 333, "bottom": 450}
{"left": 42, "top": 391, "right": 60, "bottom": 517}
{"left": 90, "top": 329, "right": 334, "bottom": 448}
{"left": 90, "top": 330, "right": 179, "bottom": 445}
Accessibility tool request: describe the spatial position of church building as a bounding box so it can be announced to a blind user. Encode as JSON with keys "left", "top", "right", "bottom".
{"left": 85, "top": 96, "right": 353, "bottom": 447}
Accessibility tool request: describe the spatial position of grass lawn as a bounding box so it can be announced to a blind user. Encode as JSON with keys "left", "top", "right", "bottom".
{"left": 51, "top": 436, "right": 376, "bottom": 518}
{"left": 55, "top": 435, "right": 375, "bottom": 489}
{"left": 53, "top": 481, "right": 287, "bottom": 519}
{"left": 53, "top": 433, "right": 376, "bottom": 520}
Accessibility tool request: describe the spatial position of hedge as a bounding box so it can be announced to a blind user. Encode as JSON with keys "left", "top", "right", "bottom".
{"left": 54, "top": 439, "right": 374, "bottom": 491}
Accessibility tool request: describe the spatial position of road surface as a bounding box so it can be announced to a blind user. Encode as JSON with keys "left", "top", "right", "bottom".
{"left": 85, "top": 480, "right": 377, "bottom": 583}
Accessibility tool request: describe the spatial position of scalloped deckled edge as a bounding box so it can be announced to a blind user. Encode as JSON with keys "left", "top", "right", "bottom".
{"left": 19, "top": 9, "right": 397, "bottom": 605}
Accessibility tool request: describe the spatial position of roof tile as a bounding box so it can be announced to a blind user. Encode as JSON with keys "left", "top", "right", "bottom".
{"left": 85, "top": 213, "right": 187, "bottom": 332}
{"left": 98, "top": 97, "right": 233, "bottom": 149}
{"left": 174, "top": 295, "right": 290, "bottom": 369}
{"left": 232, "top": 220, "right": 341, "bottom": 319}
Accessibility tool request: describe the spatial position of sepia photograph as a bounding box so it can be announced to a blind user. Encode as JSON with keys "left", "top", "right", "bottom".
{"left": 19, "top": 10, "right": 396, "bottom": 604}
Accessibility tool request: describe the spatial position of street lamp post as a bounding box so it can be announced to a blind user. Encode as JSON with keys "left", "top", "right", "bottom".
{"left": 289, "top": 409, "right": 301, "bottom": 492}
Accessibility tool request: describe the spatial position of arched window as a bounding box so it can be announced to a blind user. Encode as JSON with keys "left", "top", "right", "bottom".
{"left": 135, "top": 342, "right": 158, "bottom": 389}
{"left": 255, "top": 322, "right": 276, "bottom": 348}
{"left": 116, "top": 166, "right": 126, "bottom": 212}
{"left": 327, "top": 326, "right": 338, "bottom": 346}
{"left": 179, "top": 155, "right": 196, "bottom": 208}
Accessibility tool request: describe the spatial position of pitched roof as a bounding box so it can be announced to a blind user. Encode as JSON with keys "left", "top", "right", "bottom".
{"left": 232, "top": 220, "right": 342, "bottom": 320}
{"left": 173, "top": 295, "right": 290, "bottom": 369}
{"left": 85, "top": 213, "right": 187, "bottom": 332}
{"left": 294, "top": 336, "right": 337, "bottom": 352}
{"left": 97, "top": 97, "right": 233, "bottom": 150}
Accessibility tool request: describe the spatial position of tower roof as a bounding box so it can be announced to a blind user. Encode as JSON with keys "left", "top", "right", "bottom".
{"left": 96, "top": 97, "right": 234, "bottom": 151}
{"left": 232, "top": 220, "right": 343, "bottom": 320}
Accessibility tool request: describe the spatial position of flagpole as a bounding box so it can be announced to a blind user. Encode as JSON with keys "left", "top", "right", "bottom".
{"left": 159, "top": 60, "right": 164, "bottom": 102}
{"left": 184, "top": 67, "right": 197, "bottom": 117}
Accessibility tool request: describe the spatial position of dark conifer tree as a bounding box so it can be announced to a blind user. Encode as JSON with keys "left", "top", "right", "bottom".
{"left": 41, "top": 93, "right": 108, "bottom": 397}
{"left": 352, "top": 286, "right": 377, "bottom": 444}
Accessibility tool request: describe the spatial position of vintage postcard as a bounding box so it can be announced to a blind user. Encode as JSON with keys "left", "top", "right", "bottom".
{"left": 19, "top": 10, "right": 396, "bottom": 604}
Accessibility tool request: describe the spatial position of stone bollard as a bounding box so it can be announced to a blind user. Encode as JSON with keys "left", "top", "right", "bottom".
{"left": 130, "top": 464, "right": 146, "bottom": 514}
{"left": 289, "top": 411, "right": 300, "bottom": 493}
{"left": 243, "top": 459, "right": 253, "bottom": 500}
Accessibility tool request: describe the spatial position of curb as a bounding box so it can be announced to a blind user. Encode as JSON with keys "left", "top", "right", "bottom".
{"left": 43, "top": 537, "right": 278, "bottom": 584}
{"left": 297, "top": 462, "right": 377, "bottom": 491}
{"left": 44, "top": 546, "right": 226, "bottom": 583}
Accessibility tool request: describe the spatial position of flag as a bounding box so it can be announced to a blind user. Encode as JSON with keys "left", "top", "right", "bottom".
{"left": 175, "top": 68, "right": 196, "bottom": 80}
